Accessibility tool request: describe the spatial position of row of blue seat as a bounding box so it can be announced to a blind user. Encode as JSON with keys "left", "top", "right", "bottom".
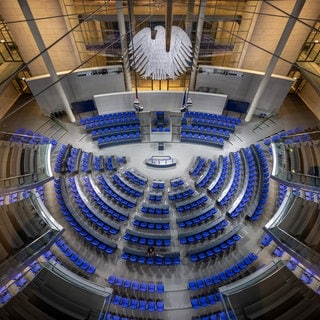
{"left": 2, "top": 185, "right": 44, "bottom": 206}
{"left": 133, "top": 218, "right": 170, "bottom": 230}
{"left": 111, "top": 295, "right": 164, "bottom": 312}
{"left": 191, "top": 291, "right": 221, "bottom": 309}
{"left": 12, "top": 273, "right": 27, "bottom": 289}
{"left": 80, "top": 111, "right": 137, "bottom": 125}
{"left": 228, "top": 147, "right": 256, "bottom": 219}
{"left": 277, "top": 183, "right": 288, "bottom": 209}
{"left": 190, "top": 156, "right": 206, "bottom": 177}
{"left": 189, "top": 118, "right": 236, "bottom": 131}
{"left": 83, "top": 176, "right": 128, "bottom": 222}
{"left": 169, "top": 188, "right": 194, "bottom": 201}
{"left": 183, "top": 111, "right": 241, "bottom": 125}
{"left": 180, "top": 220, "right": 228, "bottom": 244}
{"left": 10, "top": 127, "right": 58, "bottom": 147}
{"left": 301, "top": 270, "right": 314, "bottom": 285}
{"left": 181, "top": 124, "right": 230, "bottom": 138}
{"left": 189, "top": 252, "right": 258, "bottom": 290}
{"left": 151, "top": 126, "right": 170, "bottom": 132}
{"left": 54, "top": 179, "right": 116, "bottom": 254}
{"left": 189, "top": 234, "right": 241, "bottom": 262}
{"left": 124, "top": 233, "right": 170, "bottom": 247}
{"left": 54, "top": 144, "right": 68, "bottom": 173}
{"left": 112, "top": 174, "right": 143, "bottom": 198}
{"left": 176, "top": 195, "right": 208, "bottom": 213}
{"left": 92, "top": 124, "right": 140, "bottom": 138}
{"left": 152, "top": 180, "right": 165, "bottom": 189}
{"left": 98, "top": 175, "right": 136, "bottom": 208}
{"left": 55, "top": 238, "right": 96, "bottom": 274}
{"left": 85, "top": 116, "right": 140, "bottom": 131}
{"left": 149, "top": 193, "right": 162, "bottom": 202}
{"left": 208, "top": 156, "right": 228, "bottom": 194}
{"left": 263, "top": 127, "right": 304, "bottom": 145}
{"left": 80, "top": 151, "right": 92, "bottom": 173}
{"left": 260, "top": 233, "right": 273, "bottom": 247}
{"left": 192, "top": 310, "right": 236, "bottom": 320}
{"left": 93, "top": 155, "right": 104, "bottom": 171}
{"left": 124, "top": 170, "right": 148, "bottom": 186}
{"left": 107, "top": 275, "right": 164, "bottom": 294}
{"left": 141, "top": 204, "right": 169, "bottom": 215}
{"left": 250, "top": 144, "right": 269, "bottom": 221}
{"left": 0, "top": 286, "right": 11, "bottom": 305}
{"left": 102, "top": 312, "right": 138, "bottom": 320}
{"left": 106, "top": 155, "right": 122, "bottom": 171}
{"left": 218, "top": 152, "right": 241, "bottom": 206}
{"left": 273, "top": 246, "right": 284, "bottom": 257}
{"left": 170, "top": 177, "right": 184, "bottom": 188}
{"left": 177, "top": 206, "right": 218, "bottom": 228}
{"left": 68, "top": 177, "right": 119, "bottom": 235}
{"left": 121, "top": 252, "right": 180, "bottom": 265}
{"left": 287, "top": 257, "right": 299, "bottom": 271}
{"left": 66, "top": 147, "right": 81, "bottom": 173}
{"left": 181, "top": 132, "right": 225, "bottom": 148}
{"left": 196, "top": 160, "right": 216, "bottom": 188}
{"left": 97, "top": 132, "right": 141, "bottom": 148}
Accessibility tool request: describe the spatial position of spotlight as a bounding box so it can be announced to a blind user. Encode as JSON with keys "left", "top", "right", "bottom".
{"left": 133, "top": 98, "right": 143, "bottom": 112}
{"left": 180, "top": 97, "right": 192, "bottom": 112}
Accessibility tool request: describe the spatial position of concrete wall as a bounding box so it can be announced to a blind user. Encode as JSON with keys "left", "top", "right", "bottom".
{"left": 298, "top": 82, "right": 320, "bottom": 120}
{"left": 242, "top": 0, "right": 320, "bottom": 76}
{"left": 94, "top": 91, "right": 228, "bottom": 115}
{"left": 0, "top": 0, "right": 80, "bottom": 75}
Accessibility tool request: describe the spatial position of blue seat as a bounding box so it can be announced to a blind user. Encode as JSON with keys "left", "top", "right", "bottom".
{"left": 191, "top": 297, "right": 200, "bottom": 309}
{"left": 115, "top": 277, "right": 123, "bottom": 286}
{"left": 123, "top": 279, "right": 131, "bottom": 288}
{"left": 139, "top": 299, "right": 147, "bottom": 310}
{"left": 107, "top": 275, "right": 116, "bottom": 284}
{"left": 139, "top": 282, "right": 147, "bottom": 292}
{"left": 121, "top": 297, "right": 130, "bottom": 308}
{"left": 156, "top": 300, "right": 164, "bottom": 312}
{"left": 148, "top": 300, "right": 156, "bottom": 311}
{"left": 148, "top": 282, "right": 155, "bottom": 292}
{"left": 199, "top": 296, "right": 208, "bottom": 307}
{"left": 196, "top": 279, "right": 205, "bottom": 289}
{"left": 130, "top": 298, "right": 138, "bottom": 310}
{"left": 112, "top": 295, "right": 121, "bottom": 305}
{"left": 129, "top": 254, "right": 137, "bottom": 262}
{"left": 156, "top": 282, "right": 164, "bottom": 294}
{"left": 189, "top": 281, "right": 197, "bottom": 290}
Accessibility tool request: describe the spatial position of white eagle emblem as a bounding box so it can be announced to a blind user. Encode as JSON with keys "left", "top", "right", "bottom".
{"left": 129, "top": 26, "right": 193, "bottom": 80}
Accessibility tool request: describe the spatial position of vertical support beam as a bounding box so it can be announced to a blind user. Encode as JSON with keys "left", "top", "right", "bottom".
{"left": 245, "top": 0, "right": 306, "bottom": 122}
{"left": 127, "top": 0, "right": 136, "bottom": 36}
{"left": 166, "top": 0, "right": 173, "bottom": 52}
{"left": 185, "top": 0, "right": 195, "bottom": 37}
{"left": 18, "top": 0, "right": 75, "bottom": 123}
{"left": 189, "top": 0, "right": 207, "bottom": 91}
{"left": 117, "top": 0, "right": 132, "bottom": 91}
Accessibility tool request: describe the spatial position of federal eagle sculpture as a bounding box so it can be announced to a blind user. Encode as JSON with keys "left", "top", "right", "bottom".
{"left": 129, "top": 25, "right": 193, "bottom": 80}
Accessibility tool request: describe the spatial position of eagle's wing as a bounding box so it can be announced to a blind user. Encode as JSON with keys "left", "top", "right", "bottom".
{"left": 170, "top": 26, "right": 193, "bottom": 78}
{"left": 129, "top": 27, "right": 152, "bottom": 76}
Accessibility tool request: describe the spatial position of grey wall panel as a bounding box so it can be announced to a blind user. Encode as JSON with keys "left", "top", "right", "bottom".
{"left": 94, "top": 91, "right": 228, "bottom": 115}
{"left": 26, "top": 66, "right": 125, "bottom": 115}
{"left": 197, "top": 66, "right": 293, "bottom": 115}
